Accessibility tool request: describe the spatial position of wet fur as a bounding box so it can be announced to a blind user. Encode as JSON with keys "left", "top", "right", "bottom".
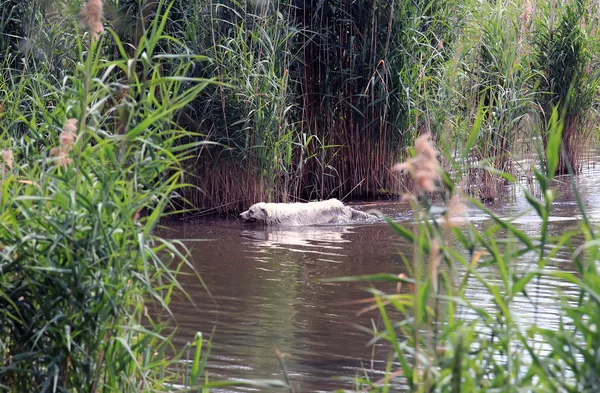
{"left": 240, "top": 199, "right": 376, "bottom": 226}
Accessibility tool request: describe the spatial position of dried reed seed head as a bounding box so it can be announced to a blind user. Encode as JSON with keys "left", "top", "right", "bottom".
{"left": 80, "top": 0, "right": 104, "bottom": 40}
{"left": 415, "top": 134, "right": 438, "bottom": 162}
{"left": 2, "top": 149, "right": 13, "bottom": 169}
{"left": 415, "top": 171, "right": 438, "bottom": 193}
{"left": 63, "top": 118, "right": 78, "bottom": 134}
{"left": 521, "top": 0, "right": 534, "bottom": 25}
{"left": 60, "top": 131, "right": 76, "bottom": 149}
{"left": 393, "top": 133, "right": 441, "bottom": 193}
{"left": 49, "top": 147, "right": 61, "bottom": 157}
{"left": 60, "top": 119, "right": 78, "bottom": 149}
{"left": 415, "top": 134, "right": 440, "bottom": 192}
{"left": 57, "top": 151, "right": 73, "bottom": 168}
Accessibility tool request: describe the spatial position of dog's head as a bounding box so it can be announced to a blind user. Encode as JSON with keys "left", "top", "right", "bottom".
{"left": 240, "top": 203, "right": 270, "bottom": 222}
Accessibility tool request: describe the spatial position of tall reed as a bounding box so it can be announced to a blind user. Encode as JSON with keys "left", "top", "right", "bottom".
{"left": 0, "top": 1, "right": 286, "bottom": 390}
{"left": 293, "top": 0, "right": 463, "bottom": 200}
{"left": 337, "top": 108, "right": 600, "bottom": 391}
{"left": 132, "top": 0, "right": 467, "bottom": 213}
{"left": 453, "top": 0, "right": 535, "bottom": 201}
{"left": 533, "top": 0, "right": 598, "bottom": 174}
{"left": 9, "top": 0, "right": 598, "bottom": 216}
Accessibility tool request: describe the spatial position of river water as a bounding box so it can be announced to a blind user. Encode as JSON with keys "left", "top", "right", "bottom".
{"left": 163, "top": 159, "right": 600, "bottom": 392}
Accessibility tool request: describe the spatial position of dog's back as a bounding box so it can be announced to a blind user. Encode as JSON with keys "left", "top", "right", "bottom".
{"left": 241, "top": 198, "right": 375, "bottom": 226}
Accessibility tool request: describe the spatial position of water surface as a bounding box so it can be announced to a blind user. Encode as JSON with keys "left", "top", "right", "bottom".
{"left": 163, "top": 159, "right": 600, "bottom": 392}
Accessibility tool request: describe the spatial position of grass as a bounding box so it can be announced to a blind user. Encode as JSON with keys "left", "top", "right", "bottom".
{"left": 533, "top": 0, "right": 599, "bottom": 174}
{"left": 0, "top": 1, "right": 286, "bottom": 391}
{"left": 336, "top": 106, "right": 600, "bottom": 392}
{"left": 0, "top": 0, "right": 578, "bottom": 213}
{"left": 161, "top": 0, "right": 598, "bottom": 212}
{"left": 2, "top": 0, "right": 600, "bottom": 391}
{"left": 455, "top": 0, "right": 536, "bottom": 200}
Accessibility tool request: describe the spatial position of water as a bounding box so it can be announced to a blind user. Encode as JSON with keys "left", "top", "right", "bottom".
{"left": 162, "top": 160, "right": 600, "bottom": 392}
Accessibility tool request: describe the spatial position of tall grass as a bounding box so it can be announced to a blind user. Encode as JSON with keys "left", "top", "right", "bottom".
{"left": 338, "top": 107, "right": 600, "bottom": 391}
{"left": 137, "top": 0, "right": 467, "bottom": 213}
{"left": 456, "top": 0, "right": 535, "bottom": 201}
{"left": 533, "top": 0, "right": 599, "bottom": 174}
{"left": 32, "top": 0, "right": 590, "bottom": 213}
{"left": 166, "top": 0, "right": 599, "bottom": 212}
{"left": 4, "top": 0, "right": 596, "bottom": 213}
{"left": 0, "top": 1, "right": 286, "bottom": 390}
{"left": 295, "top": 0, "right": 449, "bottom": 199}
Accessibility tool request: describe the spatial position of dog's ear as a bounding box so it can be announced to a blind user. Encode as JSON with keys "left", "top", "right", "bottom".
{"left": 260, "top": 207, "right": 270, "bottom": 217}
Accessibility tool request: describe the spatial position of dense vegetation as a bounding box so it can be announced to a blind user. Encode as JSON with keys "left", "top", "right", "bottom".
{"left": 344, "top": 109, "right": 600, "bottom": 392}
{"left": 1, "top": 0, "right": 600, "bottom": 392}
{"left": 0, "top": 0, "right": 285, "bottom": 391}
{"left": 3, "top": 0, "right": 597, "bottom": 213}
{"left": 146, "top": 0, "right": 598, "bottom": 210}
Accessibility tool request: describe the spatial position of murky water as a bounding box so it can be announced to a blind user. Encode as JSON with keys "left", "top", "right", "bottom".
{"left": 162, "top": 159, "right": 600, "bottom": 392}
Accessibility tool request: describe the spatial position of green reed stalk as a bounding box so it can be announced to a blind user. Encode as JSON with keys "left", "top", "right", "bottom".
{"left": 533, "top": 0, "right": 598, "bottom": 174}
{"left": 332, "top": 99, "right": 600, "bottom": 391}
{"left": 0, "top": 1, "right": 286, "bottom": 391}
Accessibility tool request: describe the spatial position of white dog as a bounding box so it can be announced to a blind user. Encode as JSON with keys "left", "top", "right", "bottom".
{"left": 240, "top": 199, "right": 376, "bottom": 226}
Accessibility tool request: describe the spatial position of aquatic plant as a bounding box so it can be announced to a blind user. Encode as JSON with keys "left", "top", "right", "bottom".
{"left": 457, "top": 0, "right": 536, "bottom": 201}
{"left": 0, "top": 1, "right": 286, "bottom": 391}
{"left": 533, "top": 0, "right": 599, "bottom": 174}
{"left": 7, "top": 0, "right": 598, "bottom": 215}
{"left": 337, "top": 106, "right": 600, "bottom": 391}
{"left": 136, "top": 0, "right": 466, "bottom": 213}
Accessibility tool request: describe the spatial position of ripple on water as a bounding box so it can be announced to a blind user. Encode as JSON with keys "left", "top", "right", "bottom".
{"left": 161, "top": 155, "right": 600, "bottom": 391}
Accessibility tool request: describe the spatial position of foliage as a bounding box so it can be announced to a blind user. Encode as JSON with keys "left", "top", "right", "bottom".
{"left": 455, "top": 0, "right": 536, "bottom": 200}
{"left": 0, "top": 1, "right": 286, "bottom": 391}
{"left": 533, "top": 0, "right": 599, "bottom": 173}
{"left": 339, "top": 108, "right": 600, "bottom": 392}
{"left": 2, "top": 0, "right": 600, "bottom": 212}
{"left": 149, "top": 0, "right": 466, "bottom": 210}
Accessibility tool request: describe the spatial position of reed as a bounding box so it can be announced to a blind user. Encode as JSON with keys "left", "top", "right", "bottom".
{"left": 336, "top": 108, "right": 600, "bottom": 391}
{"left": 456, "top": 0, "right": 536, "bottom": 201}
{"left": 533, "top": 0, "right": 598, "bottom": 174}
{"left": 4, "top": 0, "right": 600, "bottom": 214}
{"left": 142, "top": 0, "right": 465, "bottom": 212}
{"left": 0, "top": 1, "right": 286, "bottom": 391}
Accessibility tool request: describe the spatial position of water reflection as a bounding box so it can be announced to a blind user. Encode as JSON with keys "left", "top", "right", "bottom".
{"left": 163, "top": 157, "right": 600, "bottom": 392}
{"left": 242, "top": 225, "right": 351, "bottom": 251}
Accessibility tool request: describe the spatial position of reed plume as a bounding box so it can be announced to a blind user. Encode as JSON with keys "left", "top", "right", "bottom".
{"left": 60, "top": 118, "right": 78, "bottom": 149}
{"left": 392, "top": 134, "right": 440, "bottom": 194}
{"left": 521, "top": 0, "right": 534, "bottom": 26}
{"left": 1, "top": 149, "right": 13, "bottom": 174}
{"left": 50, "top": 119, "right": 78, "bottom": 167}
{"left": 80, "top": 0, "right": 104, "bottom": 41}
